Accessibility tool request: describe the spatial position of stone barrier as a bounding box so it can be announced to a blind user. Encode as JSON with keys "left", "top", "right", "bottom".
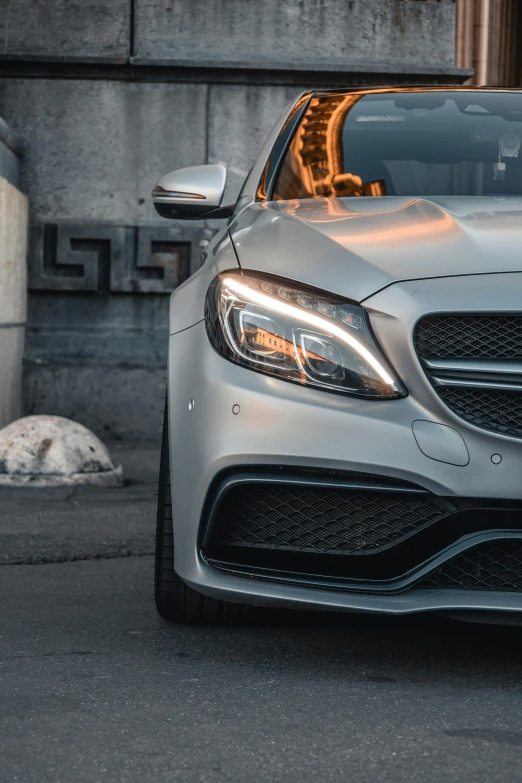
{"left": 0, "top": 415, "right": 124, "bottom": 487}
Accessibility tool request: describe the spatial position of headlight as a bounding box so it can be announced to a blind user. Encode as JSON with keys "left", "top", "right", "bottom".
{"left": 205, "top": 270, "right": 407, "bottom": 399}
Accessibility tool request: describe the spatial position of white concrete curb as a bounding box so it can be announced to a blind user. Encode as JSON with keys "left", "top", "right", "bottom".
{"left": 0, "top": 415, "right": 124, "bottom": 488}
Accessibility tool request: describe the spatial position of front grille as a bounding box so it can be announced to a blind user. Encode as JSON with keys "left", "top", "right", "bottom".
{"left": 415, "top": 314, "right": 522, "bottom": 439}
{"left": 415, "top": 314, "right": 522, "bottom": 359}
{"left": 418, "top": 540, "right": 522, "bottom": 591}
{"left": 207, "top": 483, "right": 450, "bottom": 556}
{"left": 438, "top": 386, "right": 522, "bottom": 439}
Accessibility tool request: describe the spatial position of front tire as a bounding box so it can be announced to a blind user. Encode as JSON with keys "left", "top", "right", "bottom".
{"left": 154, "top": 396, "right": 253, "bottom": 624}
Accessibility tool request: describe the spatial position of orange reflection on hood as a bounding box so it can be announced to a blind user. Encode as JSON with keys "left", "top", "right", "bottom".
{"left": 276, "top": 197, "right": 458, "bottom": 246}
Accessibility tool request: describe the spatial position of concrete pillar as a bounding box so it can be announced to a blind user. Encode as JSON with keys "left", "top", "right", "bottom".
{"left": 0, "top": 127, "right": 28, "bottom": 428}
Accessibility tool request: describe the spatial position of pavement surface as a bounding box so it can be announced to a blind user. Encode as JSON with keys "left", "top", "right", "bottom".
{"left": 2, "top": 443, "right": 522, "bottom": 782}
{"left": 0, "top": 441, "right": 158, "bottom": 565}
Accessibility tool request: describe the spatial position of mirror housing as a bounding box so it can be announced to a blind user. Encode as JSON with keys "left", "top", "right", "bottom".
{"left": 152, "top": 163, "right": 233, "bottom": 220}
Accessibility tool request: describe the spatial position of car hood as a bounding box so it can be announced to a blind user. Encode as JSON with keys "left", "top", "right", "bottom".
{"left": 230, "top": 196, "right": 522, "bottom": 302}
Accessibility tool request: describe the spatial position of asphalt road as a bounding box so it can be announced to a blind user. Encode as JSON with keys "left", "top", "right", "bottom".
{"left": 0, "top": 441, "right": 159, "bottom": 566}
{"left": 2, "top": 444, "right": 522, "bottom": 782}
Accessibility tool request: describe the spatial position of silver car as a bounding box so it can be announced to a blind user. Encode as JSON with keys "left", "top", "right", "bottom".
{"left": 153, "top": 86, "right": 522, "bottom": 624}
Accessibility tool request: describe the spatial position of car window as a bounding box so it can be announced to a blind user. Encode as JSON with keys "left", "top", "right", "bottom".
{"left": 272, "top": 90, "right": 522, "bottom": 199}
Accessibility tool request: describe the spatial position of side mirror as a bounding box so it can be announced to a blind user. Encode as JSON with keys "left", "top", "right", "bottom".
{"left": 152, "top": 163, "right": 233, "bottom": 220}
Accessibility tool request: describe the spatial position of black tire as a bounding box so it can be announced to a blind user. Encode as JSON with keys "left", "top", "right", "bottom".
{"left": 154, "top": 397, "right": 253, "bottom": 624}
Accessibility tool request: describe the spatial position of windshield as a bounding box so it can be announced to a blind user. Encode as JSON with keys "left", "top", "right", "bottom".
{"left": 272, "top": 90, "right": 522, "bottom": 200}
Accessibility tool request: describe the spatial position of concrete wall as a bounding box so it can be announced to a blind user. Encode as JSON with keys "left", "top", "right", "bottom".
{"left": 0, "top": 0, "right": 130, "bottom": 61}
{"left": 0, "top": 80, "right": 207, "bottom": 225}
{"left": 0, "top": 79, "right": 207, "bottom": 438}
{"left": 134, "top": 0, "right": 457, "bottom": 70}
{"left": 0, "top": 0, "right": 470, "bottom": 439}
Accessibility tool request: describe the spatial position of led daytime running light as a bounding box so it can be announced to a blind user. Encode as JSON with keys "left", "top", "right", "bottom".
{"left": 222, "top": 276, "right": 396, "bottom": 388}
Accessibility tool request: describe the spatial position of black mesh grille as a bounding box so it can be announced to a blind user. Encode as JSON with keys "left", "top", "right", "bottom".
{"left": 418, "top": 540, "right": 522, "bottom": 591}
{"left": 415, "top": 314, "right": 522, "bottom": 440}
{"left": 438, "top": 386, "right": 522, "bottom": 439}
{"left": 415, "top": 314, "right": 522, "bottom": 359}
{"left": 208, "top": 483, "right": 450, "bottom": 555}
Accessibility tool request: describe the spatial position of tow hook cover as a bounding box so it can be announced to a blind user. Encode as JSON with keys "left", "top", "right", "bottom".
{"left": 412, "top": 420, "right": 470, "bottom": 467}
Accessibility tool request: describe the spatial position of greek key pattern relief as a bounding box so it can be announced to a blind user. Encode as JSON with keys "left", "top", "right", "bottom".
{"left": 29, "top": 223, "right": 201, "bottom": 293}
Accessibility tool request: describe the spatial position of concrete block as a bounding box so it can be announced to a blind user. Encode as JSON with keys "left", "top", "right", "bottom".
{"left": 0, "top": 326, "right": 25, "bottom": 429}
{"left": 0, "top": 79, "right": 208, "bottom": 224}
{"left": 134, "top": 0, "right": 456, "bottom": 69}
{"left": 0, "top": 0, "right": 131, "bottom": 61}
{"left": 208, "top": 84, "right": 301, "bottom": 204}
{"left": 0, "top": 176, "right": 27, "bottom": 325}
{"left": 24, "top": 364, "right": 166, "bottom": 440}
{"left": 0, "top": 176, "right": 28, "bottom": 429}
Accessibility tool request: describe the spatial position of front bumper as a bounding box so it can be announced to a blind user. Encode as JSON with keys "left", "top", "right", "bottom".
{"left": 168, "top": 272, "right": 522, "bottom": 614}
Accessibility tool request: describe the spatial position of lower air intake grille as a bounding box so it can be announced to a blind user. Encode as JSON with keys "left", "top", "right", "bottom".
{"left": 438, "top": 386, "right": 522, "bottom": 439}
{"left": 208, "top": 483, "right": 450, "bottom": 556}
{"left": 419, "top": 540, "right": 522, "bottom": 591}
